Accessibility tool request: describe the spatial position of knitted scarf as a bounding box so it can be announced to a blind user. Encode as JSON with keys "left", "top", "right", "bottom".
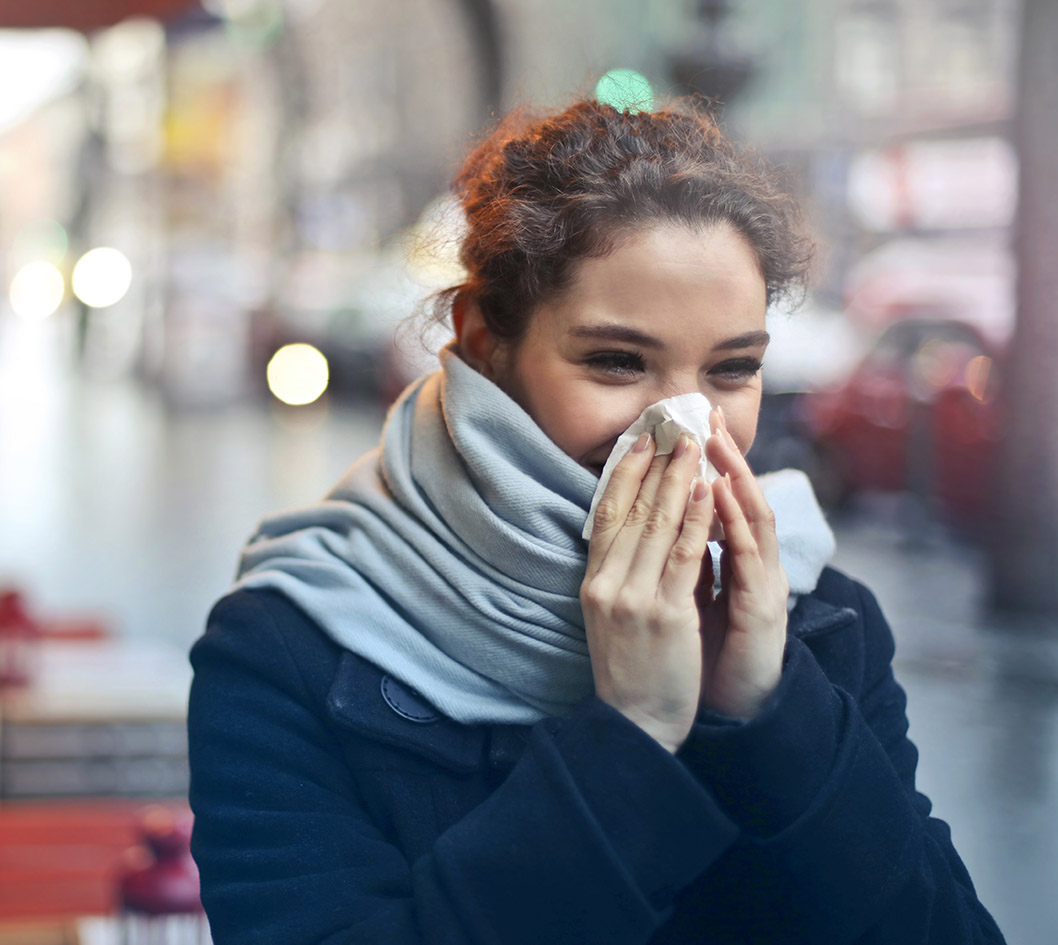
{"left": 234, "top": 348, "right": 834, "bottom": 725}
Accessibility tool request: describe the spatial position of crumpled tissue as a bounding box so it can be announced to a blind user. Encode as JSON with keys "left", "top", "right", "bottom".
{"left": 582, "top": 393, "right": 719, "bottom": 540}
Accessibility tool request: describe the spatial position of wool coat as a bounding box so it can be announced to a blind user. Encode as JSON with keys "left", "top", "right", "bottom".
{"left": 187, "top": 565, "right": 1005, "bottom": 944}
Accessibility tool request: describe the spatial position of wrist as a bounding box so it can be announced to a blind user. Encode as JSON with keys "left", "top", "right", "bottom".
{"left": 603, "top": 701, "right": 695, "bottom": 754}
{"left": 702, "top": 663, "right": 782, "bottom": 722}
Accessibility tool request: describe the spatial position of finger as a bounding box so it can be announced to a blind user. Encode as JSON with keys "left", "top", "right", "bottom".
{"left": 705, "top": 423, "right": 780, "bottom": 561}
{"left": 590, "top": 437, "right": 695, "bottom": 599}
{"left": 624, "top": 446, "right": 678, "bottom": 535}
{"left": 591, "top": 444, "right": 677, "bottom": 578}
{"left": 704, "top": 411, "right": 749, "bottom": 478}
{"left": 710, "top": 405, "right": 723, "bottom": 438}
{"left": 659, "top": 475, "right": 714, "bottom": 602}
{"left": 620, "top": 436, "right": 704, "bottom": 588}
{"left": 586, "top": 433, "right": 657, "bottom": 571}
{"left": 711, "top": 474, "right": 769, "bottom": 589}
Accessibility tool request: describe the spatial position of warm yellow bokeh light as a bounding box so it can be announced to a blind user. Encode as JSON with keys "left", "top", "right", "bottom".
{"left": 71, "top": 247, "right": 133, "bottom": 308}
{"left": 965, "top": 355, "right": 994, "bottom": 402}
{"left": 266, "top": 343, "right": 330, "bottom": 406}
{"left": 10, "top": 261, "right": 65, "bottom": 320}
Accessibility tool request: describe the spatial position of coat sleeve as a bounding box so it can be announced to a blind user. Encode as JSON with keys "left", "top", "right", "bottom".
{"left": 187, "top": 591, "right": 740, "bottom": 945}
{"left": 677, "top": 576, "right": 1006, "bottom": 944}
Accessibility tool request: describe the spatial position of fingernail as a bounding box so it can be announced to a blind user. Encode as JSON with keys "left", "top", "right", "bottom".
{"left": 717, "top": 404, "right": 726, "bottom": 427}
{"left": 692, "top": 476, "right": 708, "bottom": 502}
{"left": 673, "top": 434, "right": 689, "bottom": 458}
{"left": 632, "top": 432, "right": 651, "bottom": 453}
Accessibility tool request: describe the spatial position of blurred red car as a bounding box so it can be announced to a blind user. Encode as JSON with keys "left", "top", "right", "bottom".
{"left": 798, "top": 316, "right": 1003, "bottom": 524}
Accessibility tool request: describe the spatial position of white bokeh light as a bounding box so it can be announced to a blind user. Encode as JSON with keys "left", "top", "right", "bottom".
{"left": 10, "top": 261, "right": 65, "bottom": 320}
{"left": 71, "top": 247, "right": 133, "bottom": 308}
{"left": 266, "top": 343, "right": 330, "bottom": 406}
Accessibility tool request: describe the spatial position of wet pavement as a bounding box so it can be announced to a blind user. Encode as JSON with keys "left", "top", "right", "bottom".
{"left": 832, "top": 507, "right": 1058, "bottom": 945}
{"left": 2, "top": 317, "right": 1055, "bottom": 942}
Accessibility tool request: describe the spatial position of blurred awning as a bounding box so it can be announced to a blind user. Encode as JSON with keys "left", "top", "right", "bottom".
{"left": 0, "top": 0, "right": 200, "bottom": 31}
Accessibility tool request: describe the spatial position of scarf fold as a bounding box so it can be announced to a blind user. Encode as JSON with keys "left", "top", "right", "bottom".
{"left": 234, "top": 348, "right": 834, "bottom": 726}
{"left": 236, "top": 350, "right": 600, "bottom": 724}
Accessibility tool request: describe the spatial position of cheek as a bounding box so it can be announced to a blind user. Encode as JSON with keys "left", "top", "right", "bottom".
{"left": 533, "top": 387, "right": 647, "bottom": 460}
{"left": 713, "top": 392, "right": 761, "bottom": 455}
{"left": 510, "top": 375, "right": 601, "bottom": 450}
{"left": 550, "top": 396, "right": 632, "bottom": 449}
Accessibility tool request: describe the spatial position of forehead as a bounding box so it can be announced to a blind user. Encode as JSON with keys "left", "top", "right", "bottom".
{"left": 533, "top": 224, "right": 767, "bottom": 340}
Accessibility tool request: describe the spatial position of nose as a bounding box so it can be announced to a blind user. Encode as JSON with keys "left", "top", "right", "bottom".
{"left": 659, "top": 371, "right": 705, "bottom": 402}
{"left": 625, "top": 375, "right": 712, "bottom": 432}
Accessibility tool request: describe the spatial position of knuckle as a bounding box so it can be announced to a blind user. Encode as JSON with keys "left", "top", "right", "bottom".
{"left": 642, "top": 506, "right": 674, "bottom": 538}
{"left": 644, "top": 609, "right": 666, "bottom": 634}
{"left": 625, "top": 497, "right": 652, "bottom": 528}
{"left": 611, "top": 589, "right": 642, "bottom": 623}
{"left": 668, "top": 538, "right": 702, "bottom": 568}
{"left": 580, "top": 579, "right": 606, "bottom": 611}
{"left": 591, "top": 497, "right": 622, "bottom": 532}
{"left": 648, "top": 600, "right": 685, "bottom": 634}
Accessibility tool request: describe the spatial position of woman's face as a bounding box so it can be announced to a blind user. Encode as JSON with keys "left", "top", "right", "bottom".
{"left": 487, "top": 224, "right": 769, "bottom": 476}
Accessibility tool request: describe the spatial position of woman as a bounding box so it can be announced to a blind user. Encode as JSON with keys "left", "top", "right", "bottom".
{"left": 188, "top": 100, "right": 1005, "bottom": 944}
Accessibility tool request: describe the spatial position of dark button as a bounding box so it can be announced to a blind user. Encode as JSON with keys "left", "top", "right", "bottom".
{"left": 380, "top": 675, "right": 440, "bottom": 723}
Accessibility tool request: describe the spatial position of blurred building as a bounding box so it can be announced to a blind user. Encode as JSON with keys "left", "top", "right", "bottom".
{"left": 728, "top": 0, "right": 1018, "bottom": 336}
{"left": 0, "top": 0, "right": 1021, "bottom": 410}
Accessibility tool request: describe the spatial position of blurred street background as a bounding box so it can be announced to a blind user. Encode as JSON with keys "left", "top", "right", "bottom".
{"left": 1, "top": 0, "right": 1056, "bottom": 942}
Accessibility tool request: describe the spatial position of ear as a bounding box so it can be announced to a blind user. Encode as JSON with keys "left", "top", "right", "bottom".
{"left": 453, "top": 294, "right": 504, "bottom": 380}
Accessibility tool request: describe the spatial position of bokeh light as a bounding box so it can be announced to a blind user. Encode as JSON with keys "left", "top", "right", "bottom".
{"left": 595, "top": 68, "right": 654, "bottom": 114}
{"left": 71, "top": 248, "right": 133, "bottom": 308}
{"left": 965, "top": 355, "right": 994, "bottom": 402}
{"left": 204, "top": 0, "right": 285, "bottom": 47}
{"left": 266, "top": 343, "right": 330, "bottom": 406}
{"left": 914, "top": 339, "right": 962, "bottom": 391}
{"left": 10, "top": 262, "right": 65, "bottom": 320}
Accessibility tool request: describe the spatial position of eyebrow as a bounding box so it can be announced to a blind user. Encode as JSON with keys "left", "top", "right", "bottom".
{"left": 714, "top": 330, "right": 771, "bottom": 351}
{"left": 569, "top": 324, "right": 770, "bottom": 351}
{"left": 569, "top": 324, "right": 664, "bottom": 347}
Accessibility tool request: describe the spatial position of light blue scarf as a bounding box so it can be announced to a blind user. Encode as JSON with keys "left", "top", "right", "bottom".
{"left": 236, "top": 349, "right": 600, "bottom": 724}
{"left": 235, "top": 348, "right": 834, "bottom": 725}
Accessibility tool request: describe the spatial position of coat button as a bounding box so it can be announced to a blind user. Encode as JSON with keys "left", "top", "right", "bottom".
{"left": 380, "top": 675, "right": 440, "bottom": 723}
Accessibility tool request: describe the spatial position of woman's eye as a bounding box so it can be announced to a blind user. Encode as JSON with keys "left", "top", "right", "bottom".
{"left": 710, "top": 358, "right": 763, "bottom": 382}
{"left": 584, "top": 351, "right": 646, "bottom": 377}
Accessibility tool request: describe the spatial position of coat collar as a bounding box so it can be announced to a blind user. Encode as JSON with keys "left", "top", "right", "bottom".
{"left": 325, "top": 594, "right": 857, "bottom": 773}
{"left": 327, "top": 650, "right": 529, "bottom": 774}
{"left": 326, "top": 651, "right": 488, "bottom": 773}
{"left": 789, "top": 593, "right": 858, "bottom": 639}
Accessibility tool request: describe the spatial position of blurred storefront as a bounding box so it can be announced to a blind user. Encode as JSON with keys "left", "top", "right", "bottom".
{"left": 729, "top": 0, "right": 1018, "bottom": 329}
{"left": 1, "top": 0, "right": 1022, "bottom": 406}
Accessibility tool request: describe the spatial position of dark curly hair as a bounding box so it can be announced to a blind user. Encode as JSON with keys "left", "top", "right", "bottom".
{"left": 434, "top": 98, "right": 813, "bottom": 343}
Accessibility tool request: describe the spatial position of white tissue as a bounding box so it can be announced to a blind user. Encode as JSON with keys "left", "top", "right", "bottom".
{"left": 582, "top": 393, "right": 719, "bottom": 539}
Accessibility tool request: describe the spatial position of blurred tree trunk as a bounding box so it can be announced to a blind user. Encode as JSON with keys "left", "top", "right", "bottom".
{"left": 989, "top": 0, "right": 1058, "bottom": 613}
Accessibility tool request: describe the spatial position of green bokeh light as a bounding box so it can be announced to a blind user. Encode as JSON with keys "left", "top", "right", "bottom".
{"left": 595, "top": 69, "right": 654, "bottom": 114}
{"left": 220, "top": 0, "right": 284, "bottom": 49}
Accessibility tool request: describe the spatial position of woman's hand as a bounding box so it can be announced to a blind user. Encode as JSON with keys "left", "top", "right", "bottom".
{"left": 581, "top": 433, "right": 714, "bottom": 753}
{"left": 699, "top": 407, "right": 789, "bottom": 721}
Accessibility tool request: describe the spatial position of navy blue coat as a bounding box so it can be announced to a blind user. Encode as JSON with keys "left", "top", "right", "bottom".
{"left": 187, "top": 566, "right": 1005, "bottom": 944}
